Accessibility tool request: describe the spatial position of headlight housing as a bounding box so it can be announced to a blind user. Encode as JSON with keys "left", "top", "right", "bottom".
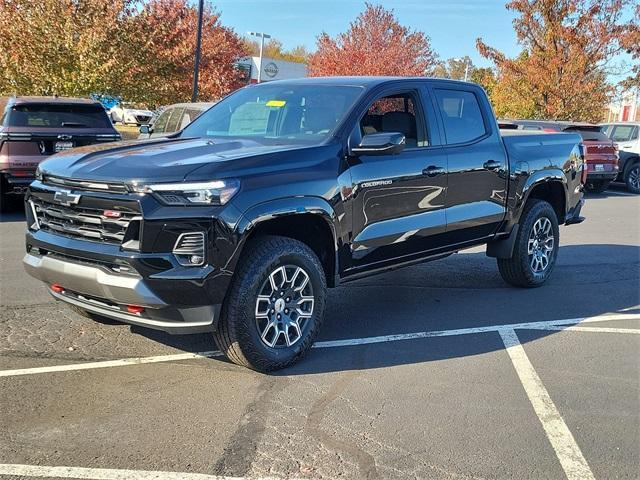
{"left": 35, "top": 166, "right": 43, "bottom": 181}
{"left": 132, "top": 179, "right": 240, "bottom": 206}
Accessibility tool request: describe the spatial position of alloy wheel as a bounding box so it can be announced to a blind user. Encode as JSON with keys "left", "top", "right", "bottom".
{"left": 527, "top": 217, "right": 554, "bottom": 273}
{"left": 255, "top": 265, "right": 315, "bottom": 348}
{"left": 629, "top": 165, "right": 640, "bottom": 191}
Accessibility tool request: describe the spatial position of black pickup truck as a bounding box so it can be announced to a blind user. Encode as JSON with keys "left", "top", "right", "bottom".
{"left": 23, "top": 77, "right": 585, "bottom": 371}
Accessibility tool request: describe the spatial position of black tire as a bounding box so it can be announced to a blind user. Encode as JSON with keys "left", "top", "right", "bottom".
{"left": 213, "top": 235, "right": 327, "bottom": 372}
{"left": 585, "top": 180, "right": 611, "bottom": 193}
{"left": 497, "top": 199, "right": 559, "bottom": 288}
{"left": 624, "top": 162, "right": 640, "bottom": 194}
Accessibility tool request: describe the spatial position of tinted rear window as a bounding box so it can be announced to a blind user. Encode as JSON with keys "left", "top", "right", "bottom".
{"left": 434, "top": 89, "right": 487, "bottom": 144}
{"left": 8, "top": 104, "right": 112, "bottom": 128}
{"left": 563, "top": 127, "right": 609, "bottom": 142}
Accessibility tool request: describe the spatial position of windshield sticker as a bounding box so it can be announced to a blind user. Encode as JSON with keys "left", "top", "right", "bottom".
{"left": 266, "top": 100, "right": 286, "bottom": 108}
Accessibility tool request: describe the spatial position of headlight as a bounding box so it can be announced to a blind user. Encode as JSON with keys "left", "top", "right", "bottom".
{"left": 132, "top": 179, "right": 240, "bottom": 205}
{"left": 35, "top": 167, "right": 43, "bottom": 181}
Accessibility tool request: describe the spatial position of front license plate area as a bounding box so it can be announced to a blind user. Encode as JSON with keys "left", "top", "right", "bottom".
{"left": 594, "top": 164, "right": 604, "bottom": 172}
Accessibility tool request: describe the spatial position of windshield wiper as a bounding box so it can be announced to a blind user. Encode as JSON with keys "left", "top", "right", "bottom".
{"left": 61, "top": 122, "right": 88, "bottom": 127}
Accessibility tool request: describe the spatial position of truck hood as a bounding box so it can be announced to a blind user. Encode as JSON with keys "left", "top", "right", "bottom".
{"left": 38, "top": 137, "right": 313, "bottom": 183}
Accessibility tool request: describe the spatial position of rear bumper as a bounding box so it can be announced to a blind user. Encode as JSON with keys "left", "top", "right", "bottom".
{"left": 586, "top": 171, "right": 618, "bottom": 182}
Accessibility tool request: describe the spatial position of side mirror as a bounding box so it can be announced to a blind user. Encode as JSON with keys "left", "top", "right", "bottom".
{"left": 351, "top": 132, "right": 406, "bottom": 156}
{"left": 139, "top": 125, "right": 152, "bottom": 135}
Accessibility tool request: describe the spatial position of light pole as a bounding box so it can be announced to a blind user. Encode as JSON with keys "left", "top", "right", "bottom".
{"left": 453, "top": 57, "right": 471, "bottom": 82}
{"left": 191, "top": 0, "right": 204, "bottom": 102}
{"left": 248, "top": 31, "right": 271, "bottom": 83}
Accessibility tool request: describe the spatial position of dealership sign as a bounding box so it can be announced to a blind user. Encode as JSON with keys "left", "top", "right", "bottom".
{"left": 263, "top": 62, "right": 279, "bottom": 78}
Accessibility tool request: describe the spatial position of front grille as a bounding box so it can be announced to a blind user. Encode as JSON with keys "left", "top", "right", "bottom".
{"left": 31, "top": 197, "right": 138, "bottom": 244}
{"left": 44, "top": 175, "right": 128, "bottom": 193}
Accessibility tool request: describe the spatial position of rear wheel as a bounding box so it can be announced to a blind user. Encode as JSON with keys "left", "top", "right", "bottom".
{"left": 213, "top": 235, "right": 326, "bottom": 372}
{"left": 624, "top": 163, "right": 640, "bottom": 194}
{"left": 585, "top": 180, "right": 611, "bottom": 193}
{"left": 498, "top": 199, "right": 559, "bottom": 288}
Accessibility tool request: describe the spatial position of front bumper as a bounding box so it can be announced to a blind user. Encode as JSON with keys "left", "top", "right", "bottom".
{"left": 23, "top": 248, "right": 220, "bottom": 334}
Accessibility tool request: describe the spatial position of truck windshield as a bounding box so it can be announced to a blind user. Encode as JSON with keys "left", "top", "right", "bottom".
{"left": 182, "top": 84, "right": 364, "bottom": 144}
{"left": 7, "top": 104, "right": 112, "bottom": 128}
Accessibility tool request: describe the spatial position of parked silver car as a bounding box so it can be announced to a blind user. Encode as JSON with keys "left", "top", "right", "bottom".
{"left": 138, "top": 102, "right": 215, "bottom": 139}
{"left": 599, "top": 122, "right": 640, "bottom": 193}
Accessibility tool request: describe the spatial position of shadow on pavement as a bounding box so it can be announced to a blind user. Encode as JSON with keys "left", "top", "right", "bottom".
{"left": 127, "top": 243, "right": 640, "bottom": 374}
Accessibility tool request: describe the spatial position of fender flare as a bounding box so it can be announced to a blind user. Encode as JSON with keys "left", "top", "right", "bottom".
{"left": 229, "top": 196, "right": 340, "bottom": 280}
{"left": 516, "top": 168, "right": 568, "bottom": 223}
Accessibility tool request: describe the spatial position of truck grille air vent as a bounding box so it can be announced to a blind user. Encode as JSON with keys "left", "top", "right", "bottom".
{"left": 172, "top": 232, "right": 205, "bottom": 266}
{"left": 30, "top": 197, "right": 139, "bottom": 246}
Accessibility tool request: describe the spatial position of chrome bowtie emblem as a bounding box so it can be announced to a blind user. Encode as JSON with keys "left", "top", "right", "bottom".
{"left": 57, "top": 134, "right": 72, "bottom": 140}
{"left": 53, "top": 190, "right": 81, "bottom": 206}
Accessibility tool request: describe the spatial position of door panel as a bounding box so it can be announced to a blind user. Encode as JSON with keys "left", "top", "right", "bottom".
{"left": 348, "top": 148, "right": 448, "bottom": 268}
{"left": 432, "top": 87, "right": 508, "bottom": 241}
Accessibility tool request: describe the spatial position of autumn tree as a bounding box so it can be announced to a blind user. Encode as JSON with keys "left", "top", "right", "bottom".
{"left": 477, "top": 0, "right": 638, "bottom": 122}
{"left": 126, "top": 0, "right": 247, "bottom": 107}
{"left": 307, "top": 3, "right": 437, "bottom": 77}
{"left": 0, "top": 0, "right": 140, "bottom": 97}
{"left": 619, "top": 4, "right": 639, "bottom": 89}
{"left": 243, "top": 38, "right": 309, "bottom": 63}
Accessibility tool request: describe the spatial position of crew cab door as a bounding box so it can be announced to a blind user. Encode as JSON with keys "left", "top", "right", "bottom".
{"left": 345, "top": 87, "right": 448, "bottom": 271}
{"left": 431, "top": 86, "right": 508, "bottom": 240}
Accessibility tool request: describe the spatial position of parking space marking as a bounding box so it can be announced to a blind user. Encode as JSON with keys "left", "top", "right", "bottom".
{"left": 499, "top": 328, "right": 595, "bottom": 480}
{"left": 0, "top": 463, "right": 260, "bottom": 480}
{"left": 0, "top": 351, "right": 221, "bottom": 378}
{"left": 525, "top": 325, "right": 640, "bottom": 334}
{"left": 0, "top": 314, "right": 637, "bottom": 378}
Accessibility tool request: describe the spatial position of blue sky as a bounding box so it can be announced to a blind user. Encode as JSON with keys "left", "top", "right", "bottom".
{"left": 213, "top": 0, "right": 521, "bottom": 68}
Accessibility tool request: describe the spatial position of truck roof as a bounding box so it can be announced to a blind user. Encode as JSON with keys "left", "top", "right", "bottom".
{"left": 258, "top": 76, "right": 478, "bottom": 88}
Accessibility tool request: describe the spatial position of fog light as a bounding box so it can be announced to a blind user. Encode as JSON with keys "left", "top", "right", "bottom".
{"left": 126, "top": 305, "right": 145, "bottom": 314}
{"left": 51, "top": 284, "right": 65, "bottom": 294}
{"left": 190, "top": 255, "right": 204, "bottom": 265}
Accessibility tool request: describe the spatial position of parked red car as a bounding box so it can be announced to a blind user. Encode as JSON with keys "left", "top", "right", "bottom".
{"left": 0, "top": 96, "right": 121, "bottom": 211}
{"left": 500, "top": 120, "right": 618, "bottom": 193}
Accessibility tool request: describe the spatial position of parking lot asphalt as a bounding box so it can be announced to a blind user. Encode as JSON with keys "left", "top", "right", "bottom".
{"left": 0, "top": 187, "right": 638, "bottom": 479}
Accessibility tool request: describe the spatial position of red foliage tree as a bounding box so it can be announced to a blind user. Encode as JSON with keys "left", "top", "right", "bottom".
{"left": 477, "top": 0, "right": 638, "bottom": 121}
{"left": 307, "top": 3, "right": 437, "bottom": 77}
{"left": 128, "top": 0, "right": 247, "bottom": 107}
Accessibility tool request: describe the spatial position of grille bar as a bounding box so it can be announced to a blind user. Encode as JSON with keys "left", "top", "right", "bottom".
{"left": 32, "top": 197, "right": 137, "bottom": 245}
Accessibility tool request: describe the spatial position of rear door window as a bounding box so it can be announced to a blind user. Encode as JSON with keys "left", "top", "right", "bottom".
{"left": 434, "top": 89, "right": 487, "bottom": 144}
{"left": 8, "top": 104, "right": 112, "bottom": 128}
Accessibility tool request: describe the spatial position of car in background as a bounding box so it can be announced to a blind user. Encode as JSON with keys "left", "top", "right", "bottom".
{"left": 109, "top": 102, "right": 154, "bottom": 126}
{"left": 599, "top": 122, "right": 639, "bottom": 194}
{"left": 138, "top": 102, "right": 214, "bottom": 139}
{"left": 0, "top": 96, "right": 121, "bottom": 211}
{"left": 501, "top": 119, "right": 618, "bottom": 193}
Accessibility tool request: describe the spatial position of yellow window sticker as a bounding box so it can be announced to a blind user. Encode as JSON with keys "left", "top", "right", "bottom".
{"left": 266, "top": 100, "right": 286, "bottom": 107}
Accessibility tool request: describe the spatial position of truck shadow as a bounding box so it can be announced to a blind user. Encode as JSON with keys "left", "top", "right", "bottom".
{"left": 132, "top": 243, "right": 640, "bottom": 375}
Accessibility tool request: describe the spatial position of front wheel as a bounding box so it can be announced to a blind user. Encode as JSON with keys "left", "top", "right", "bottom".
{"left": 214, "top": 236, "right": 327, "bottom": 372}
{"left": 497, "top": 199, "right": 559, "bottom": 288}
{"left": 624, "top": 163, "right": 640, "bottom": 194}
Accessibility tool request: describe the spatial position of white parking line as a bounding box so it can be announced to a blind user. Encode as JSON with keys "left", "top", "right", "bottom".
{"left": 0, "top": 314, "right": 637, "bottom": 378}
{"left": 0, "top": 463, "right": 264, "bottom": 480}
{"left": 499, "top": 328, "right": 595, "bottom": 480}
{"left": 0, "top": 351, "right": 221, "bottom": 378}
{"left": 526, "top": 325, "right": 640, "bottom": 334}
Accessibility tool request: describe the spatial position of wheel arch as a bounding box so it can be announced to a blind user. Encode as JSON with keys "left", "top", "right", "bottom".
{"left": 519, "top": 172, "right": 567, "bottom": 224}
{"left": 233, "top": 197, "right": 340, "bottom": 287}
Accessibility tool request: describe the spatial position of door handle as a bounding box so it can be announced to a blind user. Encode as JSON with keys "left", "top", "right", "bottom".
{"left": 422, "top": 165, "right": 446, "bottom": 177}
{"left": 483, "top": 160, "right": 501, "bottom": 171}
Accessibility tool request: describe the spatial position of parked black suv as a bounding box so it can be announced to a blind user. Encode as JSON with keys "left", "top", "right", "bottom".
{"left": 23, "top": 78, "right": 585, "bottom": 371}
